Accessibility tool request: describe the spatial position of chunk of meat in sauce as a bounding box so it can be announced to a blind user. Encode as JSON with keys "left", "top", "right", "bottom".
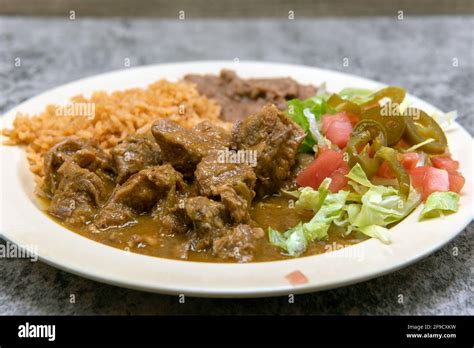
{"left": 184, "top": 69, "right": 317, "bottom": 121}
{"left": 232, "top": 104, "right": 305, "bottom": 196}
{"left": 184, "top": 197, "right": 228, "bottom": 239}
{"left": 195, "top": 152, "right": 256, "bottom": 222}
{"left": 94, "top": 164, "right": 184, "bottom": 230}
{"left": 151, "top": 120, "right": 231, "bottom": 176}
{"left": 49, "top": 159, "right": 109, "bottom": 226}
{"left": 217, "top": 183, "right": 255, "bottom": 223}
{"left": 183, "top": 196, "right": 227, "bottom": 253}
{"left": 195, "top": 153, "right": 256, "bottom": 196}
{"left": 213, "top": 224, "right": 264, "bottom": 262}
{"left": 40, "top": 101, "right": 317, "bottom": 263}
{"left": 151, "top": 188, "right": 189, "bottom": 235}
{"left": 192, "top": 121, "right": 232, "bottom": 147}
{"left": 42, "top": 136, "right": 113, "bottom": 196}
{"left": 183, "top": 196, "right": 263, "bottom": 262}
{"left": 111, "top": 134, "right": 162, "bottom": 184}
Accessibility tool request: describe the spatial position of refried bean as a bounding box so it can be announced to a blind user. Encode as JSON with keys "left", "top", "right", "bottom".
{"left": 184, "top": 69, "right": 317, "bottom": 121}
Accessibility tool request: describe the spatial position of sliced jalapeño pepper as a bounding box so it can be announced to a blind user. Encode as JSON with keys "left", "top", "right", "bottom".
{"left": 402, "top": 108, "right": 448, "bottom": 154}
{"left": 360, "top": 105, "right": 406, "bottom": 146}
{"left": 347, "top": 119, "right": 387, "bottom": 178}
{"left": 375, "top": 146, "right": 411, "bottom": 200}
{"left": 327, "top": 93, "right": 361, "bottom": 115}
{"left": 361, "top": 86, "right": 406, "bottom": 110}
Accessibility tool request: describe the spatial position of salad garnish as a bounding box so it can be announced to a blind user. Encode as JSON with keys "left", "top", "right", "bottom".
{"left": 270, "top": 85, "right": 465, "bottom": 256}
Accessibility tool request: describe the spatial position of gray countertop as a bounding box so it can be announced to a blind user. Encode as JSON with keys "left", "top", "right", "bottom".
{"left": 0, "top": 16, "right": 472, "bottom": 315}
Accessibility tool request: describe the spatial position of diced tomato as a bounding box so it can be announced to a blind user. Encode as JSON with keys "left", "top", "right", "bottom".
{"left": 376, "top": 161, "right": 394, "bottom": 179}
{"left": 410, "top": 166, "right": 428, "bottom": 192}
{"left": 448, "top": 171, "right": 465, "bottom": 193}
{"left": 376, "top": 152, "right": 420, "bottom": 179}
{"left": 321, "top": 112, "right": 353, "bottom": 149}
{"left": 410, "top": 166, "right": 450, "bottom": 201}
{"left": 296, "top": 148, "right": 349, "bottom": 192}
{"left": 400, "top": 152, "right": 420, "bottom": 172}
{"left": 431, "top": 156, "right": 460, "bottom": 173}
{"left": 328, "top": 166, "right": 350, "bottom": 192}
{"left": 424, "top": 167, "right": 450, "bottom": 200}
{"left": 430, "top": 155, "right": 464, "bottom": 193}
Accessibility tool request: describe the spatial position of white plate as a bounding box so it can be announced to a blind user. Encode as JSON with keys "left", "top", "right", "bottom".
{"left": 1, "top": 61, "right": 473, "bottom": 298}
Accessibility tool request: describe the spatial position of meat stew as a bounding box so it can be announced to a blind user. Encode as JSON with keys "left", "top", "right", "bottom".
{"left": 39, "top": 103, "right": 363, "bottom": 262}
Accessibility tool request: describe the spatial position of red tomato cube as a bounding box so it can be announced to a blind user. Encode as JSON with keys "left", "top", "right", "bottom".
{"left": 296, "top": 148, "right": 349, "bottom": 192}
{"left": 321, "top": 112, "right": 353, "bottom": 149}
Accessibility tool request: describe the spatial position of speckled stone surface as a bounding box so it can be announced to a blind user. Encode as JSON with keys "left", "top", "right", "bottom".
{"left": 0, "top": 16, "right": 472, "bottom": 315}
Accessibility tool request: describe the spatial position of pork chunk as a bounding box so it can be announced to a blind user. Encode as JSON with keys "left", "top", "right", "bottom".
{"left": 232, "top": 104, "right": 305, "bottom": 196}
{"left": 151, "top": 120, "right": 231, "bottom": 176}
{"left": 183, "top": 196, "right": 263, "bottom": 261}
{"left": 42, "top": 136, "right": 113, "bottom": 196}
{"left": 195, "top": 152, "right": 256, "bottom": 222}
{"left": 216, "top": 183, "right": 255, "bottom": 223}
{"left": 184, "top": 197, "right": 228, "bottom": 236}
{"left": 213, "top": 224, "right": 264, "bottom": 262}
{"left": 94, "top": 164, "right": 184, "bottom": 229}
{"left": 49, "top": 160, "right": 109, "bottom": 226}
{"left": 192, "top": 121, "right": 232, "bottom": 146}
{"left": 111, "top": 134, "right": 162, "bottom": 184}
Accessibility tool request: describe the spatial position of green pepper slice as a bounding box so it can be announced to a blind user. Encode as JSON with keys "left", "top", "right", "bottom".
{"left": 362, "top": 86, "right": 406, "bottom": 110}
{"left": 375, "top": 146, "right": 411, "bottom": 200}
{"left": 327, "top": 93, "right": 361, "bottom": 115}
{"left": 347, "top": 119, "right": 387, "bottom": 178}
{"left": 360, "top": 105, "right": 406, "bottom": 146}
{"left": 402, "top": 108, "right": 448, "bottom": 154}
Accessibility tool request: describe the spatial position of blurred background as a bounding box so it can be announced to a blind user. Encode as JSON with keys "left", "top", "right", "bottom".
{"left": 0, "top": 0, "right": 473, "bottom": 315}
{"left": 1, "top": 0, "right": 473, "bottom": 17}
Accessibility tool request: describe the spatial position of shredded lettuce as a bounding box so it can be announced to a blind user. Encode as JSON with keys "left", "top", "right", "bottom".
{"left": 269, "top": 223, "right": 307, "bottom": 257}
{"left": 269, "top": 163, "right": 425, "bottom": 255}
{"left": 312, "top": 164, "right": 421, "bottom": 245}
{"left": 280, "top": 188, "right": 301, "bottom": 199}
{"left": 431, "top": 110, "right": 458, "bottom": 130}
{"left": 357, "top": 225, "right": 392, "bottom": 244}
{"left": 420, "top": 192, "right": 460, "bottom": 220}
{"left": 303, "top": 108, "right": 328, "bottom": 150}
{"left": 286, "top": 95, "right": 329, "bottom": 153}
{"left": 346, "top": 191, "right": 362, "bottom": 203}
{"left": 346, "top": 162, "right": 376, "bottom": 188}
{"left": 404, "top": 138, "right": 435, "bottom": 153}
{"left": 334, "top": 203, "right": 361, "bottom": 235}
{"left": 293, "top": 187, "right": 320, "bottom": 211}
{"left": 352, "top": 185, "right": 421, "bottom": 229}
{"left": 268, "top": 179, "right": 348, "bottom": 256}
{"left": 338, "top": 87, "right": 374, "bottom": 105}
{"left": 303, "top": 189, "right": 349, "bottom": 241}
{"left": 346, "top": 164, "right": 421, "bottom": 235}
{"left": 295, "top": 178, "right": 331, "bottom": 212}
